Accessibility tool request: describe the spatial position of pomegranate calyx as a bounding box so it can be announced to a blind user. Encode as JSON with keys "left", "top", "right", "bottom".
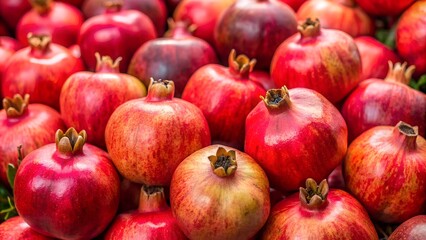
{"left": 3, "top": 94, "right": 30, "bottom": 118}
{"left": 208, "top": 147, "right": 238, "bottom": 177}
{"left": 261, "top": 86, "right": 292, "bottom": 109}
{"left": 138, "top": 186, "right": 169, "bottom": 213}
{"left": 55, "top": 128, "right": 87, "bottom": 155}
{"left": 298, "top": 18, "right": 321, "bottom": 38}
{"left": 394, "top": 121, "right": 418, "bottom": 149}
{"left": 385, "top": 61, "right": 416, "bottom": 85}
{"left": 30, "top": 0, "right": 52, "bottom": 14}
{"left": 146, "top": 78, "right": 175, "bottom": 101}
{"left": 164, "top": 19, "right": 196, "bottom": 39}
{"left": 27, "top": 33, "right": 51, "bottom": 53}
{"left": 228, "top": 49, "right": 256, "bottom": 79}
{"left": 104, "top": 0, "right": 123, "bottom": 13}
{"left": 95, "top": 52, "right": 121, "bottom": 73}
{"left": 299, "top": 178, "right": 329, "bottom": 209}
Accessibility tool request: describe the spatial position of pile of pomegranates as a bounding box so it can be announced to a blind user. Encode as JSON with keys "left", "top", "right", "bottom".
{"left": 0, "top": 0, "right": 425, "bottom": 239}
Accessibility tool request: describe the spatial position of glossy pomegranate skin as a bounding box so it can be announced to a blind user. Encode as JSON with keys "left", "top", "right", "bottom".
{"left": 271, "top": 19, "right": 362, "bottom": 104}
{"left": 388, "top": 215, "right": 426, "bottom": 240}
{"left": 0, "top": 216, "right": 54, "bottom": 240}
{"left": 396, "top": 0, "right": 426, "bottom": 77}
{"left": 0, "top": 41, "right": 15, "bottom": 101}
{"left": 343, "top": 123, "right": 426, "bottom": 223}
{"left": 170, "top": 145, "right": 271, "bottom": 240}
{"left": 354, "top": 36, "right": 401, "bottom": 81}
{"left": 1, "top": 37, "right": 85, "bottom": 110}
{"left": 78, "top": 8, "right": 157, "bottom": 72}
{"left": 81, "top": 0, "right": 167, "bottom": 36}
{"left": 128, "top": 22, "right": 218, "bottom": 97}
{"left": 60, "top": 55, "right": 147, "bottom": 149}
{"left": 16, "top": 1, "right": 84, "bottom": 47}
{"left": 173, "top": 0, "right": 235, "bottom": 47}
{"left": 341, "top": 63, "right": 426, "bottom": 142}
{"left": 0, "top": 0, "right": 32, "bottom": 31}
{"left": 355, "top": 0, "right": 415, "bottom": 16}
{"left": 245, "top": 87, "right": 348, "bottom": 193}
{"left": 14, "top": 130, "right": 121, "bottom": 239}
{"left": 214, "top": 0, "right": 298, "bottom": 69}
{"left": 297, "top": 0, "right": 375, "bottom": 37}
{"left": 105, "top": 80, "right": 211, "bottom": 186}
{"left": 278, "top": 0, "right": 306, "bottom": 11}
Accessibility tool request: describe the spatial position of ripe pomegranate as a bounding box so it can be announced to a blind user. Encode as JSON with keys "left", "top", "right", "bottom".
{"left": 0, "top": 216, "right": 54, "bottom": 240}
{"left": 388, "top": 215, "right": 426, "bottom": 239}
{"left": 355, "top": 0, "right": 415, "bottom": 16}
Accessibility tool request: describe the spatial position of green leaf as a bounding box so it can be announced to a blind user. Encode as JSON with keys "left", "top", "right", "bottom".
{"left": 0, "top": 196, "right": 17, "bottom": 221}
{"left": 6, "top": 164, "right": 17, "bottom": 190}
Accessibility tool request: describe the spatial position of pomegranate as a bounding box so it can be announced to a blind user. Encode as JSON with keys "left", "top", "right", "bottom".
{"left": 0, "top": 94, "right": 65, "bottom": 188}
{"left": 0, "top": 0, "right": 32, "bottom": 31}
{"left": 105, "top": 186, "right": 187, "bottom": 239}
{"left": 118, "top": 178, "right": 142, "bottom": 213}
{"left": 128, "top": 20, "right": 218, "bottom": 97}
{"left": 0, "top": 39, "right": 17, "bottom": 101}
{"left": 278, "top": 0, "right": 306, "bottom": 11}
{"left": 297, "top": 0, "right": 375, "bottom": 37}
{"left": 182, "top": 49, "right": 265, "bottom": 150}
{"left": 78, "top": 2, "right": 157, "bottom": 72}
{"left": 261, "top": 179, "right": 378, "bottom": 239}
{"left": 355, "top": 0, "right": 415, "bottom": 16}
{"left": 60, "top": 53, "right": 147, "bottom": 149}
{"left": 388, "top": 215, "right": 426, "bottom": 239}
{"left": 214, "top": 0, "right": 298, "bottom": 69}
{"left": 2, "top": 34, "right": 85, "bottom": 110}
{"left": 105, "top": 79, "right": 211, "bottom": 186}
{"left": 170, "top": 145, "right": 270, "bottom": 239}
{"left": 16, "top": 0, "right": 84, "bottom": 47}
{"left": 14, "top": 127, "right": 120, "bottom": 239}
{"left": 0, "top": 216, "right": 54, "bottom": 240}
{"left": 341, "top": 62, "right": 426, "bottom": 142}
{"left": 271, "top": 18, "right": 362, "bottom": 104}
{"left": 173, "top": 0, "right": 235, "bottom": 47}
{"left": 0, "top": 36, "right": 24, "bottom": 52}
{"left": 245, "top": 86, "right": 348, "bottom": 193}
{"left": 396, "top": 0, "right": 426, "bottom": 77}
{"left": 344, "top": 122, "right": 426, "bottom": 223}
{"left": 355, "top": 36, "right": 401, "bottom": 81}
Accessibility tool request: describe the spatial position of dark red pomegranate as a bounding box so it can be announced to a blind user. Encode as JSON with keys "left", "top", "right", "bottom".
{"left": 16, "top": 0, "right": 84, "bottom": 47}
{"left": 297, "top": 0, "right": 375, "bottom": 37}
{"left": 355, "top": 36, "right": 401, "bottom": 81}
{"left": 271, "top": 18, "right": 362, "bottom": 104}
{"left": 14, "top": 127, "right": 121, "bottom": 239}
{"left": 105, "top": 186, "right": 187, "bottom": 239}
{"left": 261, "top": 179, "right": 378, "bottom": 239}
{"left": 105, "top": 79, "right": 211, "bottom": 186}
{"left": 388, "top": 215, "right": 426, "bottom": 239}
{"left": 0, "top": 94, "right": 65, "bottom": 188}
{"left": 0, "top": 216, "right": 54, "bottom": 240}
{"left": 277, "top": 0, "right": 306, "bottom": 11}
{"left": 182, "top": 50, "right": 265, "bottom": 149}
{"left": 0, "top": 0, "right": 32, "bottom": 31}
{"left": 342, "top": 62, "right": 426, "bottom": 142}
{"left": 355, "top": 0, "right": 415, "bottom": 16}
{"left": 60, "top": 53, "right": 147, "bottom": 149}
{"left": 2, "top": 34, "right": 85, "bottom": 110}
{"left": 245, "top": 86, "right": 348, "bottom": 193}
{"left": 214, "top": 0, "right": 298, "bottom": 70}
{"left": 128, "top": 21, "right": 218, "bottom": 97}
{"left": 344, "top": 122, "right": 426, "bottom": 223}
{"left": 78, "top": 2, "right": 157, "bottom": 72}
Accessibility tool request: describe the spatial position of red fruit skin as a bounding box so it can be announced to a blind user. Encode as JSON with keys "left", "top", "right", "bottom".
{"left": 396, "top": 0, "right": 426, "bottom": 77}
{"left": 355, "top": 0, "right": 415, "bottom": 16}
{"left": 78, "top": 9, "right": 157, "bottom": 72}
{"left": 0, "top": 0, "right": 32, "bottom": 31}
{"left": 182, "top": 63, "right": 265, "bottom": 150}
{"left": 0, "top": 104, "right": 65, "bottom": 187}
{"left": 1, "top": 43, "right": 85, "bottom": 110}
{"left": 250, "top": 70, "right": 275, "bottom": 90}
{"left": 245, "top": 88, "right": 348, "bottom": 193}
{"left": 341, "top": 80, "right": 426, "bottom": 142}
{"left": 105, "top": 95, "right": 211, "bottom": 186}
{"left": 277, "top": 0, "right": 306, "bottom": 11}
{"left": 173, "top": 0, "right": 235, "bottom": 47}
{"left": 0, "top": 42, "right": 15, "bottom": 101}
{"left": 297, "top": 0, "right": 375, "bottom": 37}
{"left": 343, "top": 125, "right": 426, "bottom": 223}
{"left": 355, "top": 36, "right": 401, "bottom": 81}
{"left": 118, "top": 178, "right": 142, "bottom": 213}
{"left": 14, "top": 142, "right": 121, "bottom": 240}
{"left": 388, "top": 215, "right": 426, "bottom": 240}
{"left": 214, "top": 0, "right": 298, "bottom": 69}
{"left": 271, "top": 27, "right": 362, "bottom": 104}
{"left": 327, "top": 164, "right": 346, "bottom": 190}
{"left": 57, "top": 0, "right": 84, "bottom": 7}
{"left": 261, "top": 189, "right": 378, "bottom": 239}
{"left": 16, "top": 2, "right": 84, "bottom": 47}
{"left": 0, "top": 20, "right": 9, "bottom": 36}
{"left": 0, "top": 216, "right": 55, "bottom": 240}
{"left": 0, "top": 36, "right": 24, "bottom": 52}
{"left": 170, "top": 145, "right": 271, "bottom": 240}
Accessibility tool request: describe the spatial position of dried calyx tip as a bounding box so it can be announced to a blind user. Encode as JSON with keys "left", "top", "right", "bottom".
{"left": 297, "top": 18, "right": 321, "bottom": 37}
{"left": 3, "top": 94, "right": 30, "bottom": 118}
{"left": 261, "top": 86, "right": 291, "bottom": 109}
{"left": 208, "top": 147, "right": 238, "bottom": 177}
{"left": 27, "top": 33, "right": 51, "bottom": 49}
{"left": 228, "top": 49, "right": 256, "bottom": 78}
{"left": 396, "top": 121, "right": 418, "bottom": 136}
{"left": 55, "top": 128, "right": 87, "bottom": 154}
{"left": 385, "top": 61, "right": 416, "bottom": 85}
{"left": 94, "top": 52, "right": 122, "bottom": 70}
{"left": 299, "top": 178, "right": 329, "bottom": 208}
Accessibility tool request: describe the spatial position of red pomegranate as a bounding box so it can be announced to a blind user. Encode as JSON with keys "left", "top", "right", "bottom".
{"left": 0, "top": 216, "right": 54, "bottom": 240}
{"left": 245, "top": 86, "right": 348, "bottom": 193}
{"left": 0, "top": 0, "right": 32, "bottom": 31}
{"left": 388, "top": 215, "right": 426, "bottom": 239}
{"left": 105, "top": 79, "right": 211, "bottom": 186}
{"left": 182, "top": 49, "right": 265, "bottom": 150}
{"left": 355, "top": 0, "right": 415, "bottom": 16}
{"left": 14, "top": 127, "right": 121, "bottom": 239}
{"left": 271, "top": 18, "right": 362, "bottom": 104}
